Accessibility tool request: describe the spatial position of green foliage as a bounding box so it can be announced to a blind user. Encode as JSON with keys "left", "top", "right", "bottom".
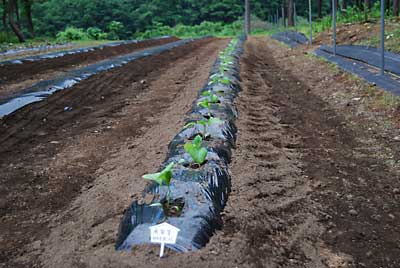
{"left": 134, "top": 20, "right": 243, "bottom": 39}
{"left": 2, "top": 0, "right": 399, "bottom": 45}
{"left": 337, "top": 2, "right": 382, "bottom": 24}
{"left": 184, "top": 135, "right": 208, "bottom": 165}
{"left": 107, "top": 21, "right": 124, "bottom": 40}
{"left": 87, "top": 27, "right": 107, "bottom": 40}
{"left": 56, "top": 27, "right": 88, "bottom": 41}
{"left": 359, "top": 24, "right": 400, "bottom": 53}
{"left": 298, "top": 2, "right": 387, "bottom": 38}
{"left": 0, "top": 31, "right": 18, "bottom": 44}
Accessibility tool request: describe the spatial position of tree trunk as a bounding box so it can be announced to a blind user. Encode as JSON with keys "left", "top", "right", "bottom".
{"left": 24, "top": 0, "right": 34, "bottom": 36}
{"left": 288, "top": 0, "right": 294, "bottom": 26}
{"left": 2, "top": 0, "right": 7, "bottom": 29}
{"left": 365, "top": 0, "right": 371, "bottom": 9}
{"left": 317, "top": 0, "right": 322, "bottom": 18}
{"left": 355, "top": 0, "right": 361, "bottom": 9}
{"left": 363, "top": 0, "right": 370, "bottom": 21}
{"left": 386, "top": 0, "right": 391, "bottom": 13}
{"left": 244, "top": 0, "right": 250, "bottom": 36}
{"left": 343, "top": 0, "right": 348, "bottom": 10}
{"left": 8, "top": 0, "right": 25, "bottom": 42}
{"left": 282, "top": 0, "right": 286, "bottom": 27}
{"left": 15, "top": 0, "right": 20, "bottom": 28}
{"left": 395, "top": 0, "right": 399, "bottom": 16}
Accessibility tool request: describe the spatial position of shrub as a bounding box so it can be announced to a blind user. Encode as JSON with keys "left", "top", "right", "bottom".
{"left": 107, "top": 21, "right": 124, "bottom": 40}
{"left": 87, "top": 27, "right": 107, "bottom": 40}
{"left": 56, "top": 27, "right": 88, "bottom": 42}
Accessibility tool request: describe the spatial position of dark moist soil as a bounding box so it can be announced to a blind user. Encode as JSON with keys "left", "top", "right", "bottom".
{"left": 0, "top": 37, "right": 229, "bottom": 268}
{"left": 0, "top": 37, "right": 179, "bottom": 86}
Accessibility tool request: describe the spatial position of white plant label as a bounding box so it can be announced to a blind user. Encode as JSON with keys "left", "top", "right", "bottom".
{"left": 149, "top": 222, "right": 180, "bottom": 257}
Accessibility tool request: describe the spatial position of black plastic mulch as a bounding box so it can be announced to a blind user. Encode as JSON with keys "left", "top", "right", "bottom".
{"left": 271, "top": 31, "right": 309, "bottom": 48}
{"left": 0, "top": 36, "right": 173, "bottom": 66}
{"left": 319, "top": 44, "right": 400, "bottom": 76}
{"left": 315, "top": 46, "right": 400, "bottom": 96}
{"left": 0, "top": 38, "right": 196, "bottom": 117}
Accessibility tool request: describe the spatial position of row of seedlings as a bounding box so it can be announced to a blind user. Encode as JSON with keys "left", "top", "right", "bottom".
{"left": 116, "top": 36, "right": 246, "bottom": 253}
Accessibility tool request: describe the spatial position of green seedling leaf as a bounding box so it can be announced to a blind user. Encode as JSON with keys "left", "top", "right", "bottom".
{"left": 193, "top": 135, "right": 202, "bottom": 147}
{"left": 203, "top": 89, "right": 225, "bottom": 98}
{"left": 197, "top": 120, "right": 207, "bottom": 127}
{"left": 202, "top": 90, "right": 212, "bottom": 97}
{"left": 197, "top": 99, "right": 210, "bottom": 109}
{"left": 142, "top": 162, "right": 174, "bottom": 186}
{"left": 209, "top": 94, "right": 219, "bottom": 103}
{"left": 142, "top": 172, "right": 163, "bottom": 185}
{"left": 220, "top": 77, "right": 231, "bottom": 85}
{"left": 184, "top": 135, "right": 208, "bottom": 165}
{"left": 208, "top": 73, "right": 232, "bottom": 86}
{"left": 183, "top": 122, "right": 196, "bottom": 129}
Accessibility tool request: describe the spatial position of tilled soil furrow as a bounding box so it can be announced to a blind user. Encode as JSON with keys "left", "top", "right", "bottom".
{"left": 263, "top": 38, "right": 400, "bottom": 267}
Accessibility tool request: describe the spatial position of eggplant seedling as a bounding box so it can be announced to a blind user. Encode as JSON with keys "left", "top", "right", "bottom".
{"left": 208, "top": 73, "right": 231, "bottom": 86}
{"left": 184, "top": 135, "right": 208, "bottom": 166}
{"left": 183, "top": 117, "right": 223, "bottom": 138}
{"left": 202, "top": 90, "right": 220, "bottom": 103}
{"left": 142, "top": 162, "right": 175, "bottom": 210}
{"left": 202, "top": 89, "right": 224, "bottom": 97}
{"left": 197, "top": 98, "right": 213, "bottom": 119}
{"left": 198, "top": 98, "right": 210, "bottom": 109}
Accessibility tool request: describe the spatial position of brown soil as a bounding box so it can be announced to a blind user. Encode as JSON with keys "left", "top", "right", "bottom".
{"left": 0, "top": 37, "right": 179, "bottom": 87}
{"left": 314, "top": 21, "right": 396, "bottom": 45}
{"left": 2, "top": 35, "right": 400, "bottom": 268}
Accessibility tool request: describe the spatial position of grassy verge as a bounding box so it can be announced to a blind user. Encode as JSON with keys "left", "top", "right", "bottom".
{"left": 357, "top": 21, "right": 400, "bottom": 53}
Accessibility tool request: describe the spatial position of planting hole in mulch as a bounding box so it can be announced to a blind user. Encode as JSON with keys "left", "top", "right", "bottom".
{"left": 162, "top": 197, "right": 185, "bottom": 217}
{"left": 182, "top": 160, "right": 208, "bottom": 169}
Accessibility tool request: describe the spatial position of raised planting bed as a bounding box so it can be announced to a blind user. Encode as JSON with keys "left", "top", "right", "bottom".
{"left": 0, "top": 36, "right": 180, "bottom": 85}
{"left": 271, "top": 31, "right": 308, "bottom": 48}
{"left": 0, "top": 43, "right": 72, "bottom": 57}
{"left": 116, "top": 36, "right": 246, "bottom": 252}
{"left": 0, "top": 38, "right": 198, "bottom": 117}
{"left": 0, "top": 36, "right": 175, "bottom": 65}
{"left": 315, "top": 45, "right": 400, "bottom": 95}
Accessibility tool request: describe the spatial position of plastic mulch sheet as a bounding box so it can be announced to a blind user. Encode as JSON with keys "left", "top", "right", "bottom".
{"left": 0, "top": 38, "right": 196, "bottom": 117}
{"left": 319, "top": 44, "right": 400, "bottom": 76}
{"left": 271, "top": 31, "right": 308, "bottom": 48}
{"left": 315, "top": 47, "right": 400, "bottom": 96}
{"left": 0, "top": 36, "right": 173, "bottom": 65}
